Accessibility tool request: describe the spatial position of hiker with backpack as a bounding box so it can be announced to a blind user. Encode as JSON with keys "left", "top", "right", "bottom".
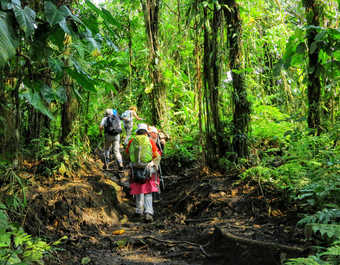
{"left": 148, "top": 125, "right": 166, "bottom": 195}
{"left": 126, "top": 123, "right": 161, "bottom": 222}
{"left": 148, "top": 126, "right": 169, "bottom": 154}
{"left": 121, "top": 106, "right": 143, "bottom": 146}
{"left": 99, "top": 109, "right": 124, "bottom": 170}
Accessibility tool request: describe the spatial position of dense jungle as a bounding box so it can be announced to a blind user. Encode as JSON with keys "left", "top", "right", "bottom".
{"left": 0, "top": 0, "right": 339, "bottom": 264}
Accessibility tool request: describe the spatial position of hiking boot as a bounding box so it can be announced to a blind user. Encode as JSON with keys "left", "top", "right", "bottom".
{"left": 118, "top": 163, "right": 124, "bottom": 171}
{"left": 103, "top": 163, "right": 108, "bottom": 170}
{"left": 145, "top": 213, "right": 153, "bottom": 222}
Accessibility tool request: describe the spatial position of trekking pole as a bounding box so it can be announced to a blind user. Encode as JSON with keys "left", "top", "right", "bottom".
{"left": 159, "top": 164, "right": 165, "bottom": 191}
{"left": 99, "top": 135, "right": 109, "bottom": 169}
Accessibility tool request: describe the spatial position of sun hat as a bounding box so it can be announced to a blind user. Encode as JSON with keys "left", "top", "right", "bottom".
{"left": 136, "top": 123, "right": 148, "bottom": 133}
{"left": 105, "top": 109, "right": 112, "bottom": 116}
{"left": 148, "top": 126, "right": 158, "bottom": 134}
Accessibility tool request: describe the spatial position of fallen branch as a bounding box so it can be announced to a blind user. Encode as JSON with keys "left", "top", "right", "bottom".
{"left": 216, "top": 227, "right": 305, "bottom": 253}
{"left": 185, "top": 217, "right": 216, "bottom": 222}
{"left": 145, "top": 236, "right": 211, "bottom": 258}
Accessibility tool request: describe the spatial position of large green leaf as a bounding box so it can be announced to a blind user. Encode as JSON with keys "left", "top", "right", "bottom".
{"left": 66, "top": 67, "right": 96, "bottom": 92}
{"left": 1, "top": 0, "right": 21, "bottom": 10}
{"left": 48, "top": 57, "right": 64, "bottom": 79}
{"left": 59, "top": 5, "right": 82, "bottom": 24}
{"left": 22, "top": 80, "right": 55, "bottom": 120}
{"left": 48, "top": 26, "right": 65, "bottom": 50}
{"left": 13, "top": 6, "right": 36, "bottom": 37}
{"left": 101, "top": 8, "right": 121, "bottom": 28}
{"left": 55, "top": 86, "right": 67, "bottom": 103}
{"left": 58, "top": 18, "right": 72, "bottom": 35}
{"left": 0, "top": 11, "right": 17, "bottom": 67}
{"left": 82, "top": 13, "right": 99, "bottom": 35}
{"left": 44, "top": 1, "right": 66, "bottom": 26}
{"left": 22, "top": 90, "right": 55, "bottom": 120}
{"left": 85, "top": 0, "right": 102, "bottom": 16}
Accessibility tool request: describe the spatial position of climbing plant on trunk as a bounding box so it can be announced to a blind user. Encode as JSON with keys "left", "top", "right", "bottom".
{"left": 222, "top": 0, "right": 251, "bottom": 160}
{"left": 202, "top": 4, "right": 224, "bottom": 167}
{"left": 140, "top": 0, "right": 167, "bottom": 126}
{"left": 303, "top": 0, "right": 322, "bottom": 135}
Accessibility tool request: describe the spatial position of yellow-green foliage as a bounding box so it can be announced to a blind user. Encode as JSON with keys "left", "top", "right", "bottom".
{"left": 251, "top": 104, "right": 295, "bottom": 141}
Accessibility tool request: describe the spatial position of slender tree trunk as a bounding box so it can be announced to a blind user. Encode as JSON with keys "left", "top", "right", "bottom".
{"left": 303, "top": 0, "right": 321, "bottom": 135}
{"left": 128, "top": 19, "right": 133, "bottom": 98}
{"left": 0, "top": 69, "right": 5, "bottom": 152}
{"left": 263, "top": 42, "right": 274, "bottom": 94}
{"left": 203, "top": 7, "right": 213, "bottom": 165}
{"left": 177, "top": 0, "right": 181, "bottom": 33}
{"left": 84, "top": 91, "right": 90, "bottom": 136}
{"left": 203, "top": 5, "right": 224, "bottom": 167}
{"left": 140, "top": 0, "right": 166, "bottom": 126}
{"left": 14, "top": 77, "right": 22, "bottom": 168}
{"left": 61, "top": 75, "right": 76, "bottom": 144}
{"left": 222, "top": 0, "right": 251, "bottom": 160}
{"left": 194, "top": 18, "right": 205, "bottom": 165}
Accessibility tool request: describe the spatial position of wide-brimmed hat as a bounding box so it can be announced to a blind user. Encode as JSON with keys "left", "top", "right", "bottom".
{"left": 136, "top": 123, "right": 148, "bottom": 133}
{"left": 148, "top": 126, "right": 158, "bottom": 134}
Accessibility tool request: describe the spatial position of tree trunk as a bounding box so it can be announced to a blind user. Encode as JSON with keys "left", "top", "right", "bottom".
{"left": 61, "top": 75, "right": 76, "bottom": 144}
{"left": 203, "top": 5, "right": 224, "bottom": 167}
{"left": 14, "top": 77, "right": 22, "bottom": 168}
{"left": 194, "top": 17, "right": 205, "bottom": 166}
{"left": 128, "top": 18, "right": 133, "bottom": 98}
{"left": 84, "top": 91, "right": 90, "bottom": 137}
{"left": 303, "top": 0, "right": 321, "bottom": 135}
{"left": 222, "top": 0, "right": 251, "bottom": 160}
{"left": 140, "top": 0, "right": 166, "bottom": 126}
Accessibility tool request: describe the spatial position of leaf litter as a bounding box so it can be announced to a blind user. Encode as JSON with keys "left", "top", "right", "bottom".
{"left": 21, "top": 158, "right": 307, "bottom": 265}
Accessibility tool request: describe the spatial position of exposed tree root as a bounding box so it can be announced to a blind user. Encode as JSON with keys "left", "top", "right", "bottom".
{"left": 215, "top": 226, "right": 305, "bottom": 254}
{"left": 145, "top": 236, "right": 211, "bottom": 258}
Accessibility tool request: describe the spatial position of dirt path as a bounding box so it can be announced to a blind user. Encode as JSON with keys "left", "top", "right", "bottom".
{"left": 24, "top": 161, "right": 307, "bottom": 265}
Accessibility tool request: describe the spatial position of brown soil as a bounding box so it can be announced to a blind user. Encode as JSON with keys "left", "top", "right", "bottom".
{"left": 22, "top": 158, "right": 308, "bottom": 265}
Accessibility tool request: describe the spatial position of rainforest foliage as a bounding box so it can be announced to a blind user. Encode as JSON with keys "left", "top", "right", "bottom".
{"left": 0, "top": 0, "right": 339, "bottom": 264}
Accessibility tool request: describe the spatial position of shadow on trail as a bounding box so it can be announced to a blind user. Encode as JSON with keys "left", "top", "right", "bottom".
{"left": 23, "top": 158, "right": 307, "bottom": 265}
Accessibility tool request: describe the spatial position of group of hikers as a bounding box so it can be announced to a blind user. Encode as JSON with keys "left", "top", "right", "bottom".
{"left": 99, "top": 106, "right": 168, "bottom": 222}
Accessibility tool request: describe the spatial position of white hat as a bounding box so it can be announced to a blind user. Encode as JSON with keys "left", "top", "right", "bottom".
{"left": 105, "top": 109, "right": 112, "bottom": 116}
{"left": 136, "top": 123, "right": 148, "bottom": 133}
{"left": 148, "top": 126, "right": 158, "bottom": 134}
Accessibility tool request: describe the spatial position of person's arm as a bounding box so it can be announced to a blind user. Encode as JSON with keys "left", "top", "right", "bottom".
{"left": 132, "top": 111, "right": 143, "bottom": 120}
{"left": 125, "top": 139, "right": 133, "bottom": 155}
{"left": 99, "top": 117, "right": 106, "bottom": 134}
{"left": 150, "top": 139, "right": 161, "bottom": 167}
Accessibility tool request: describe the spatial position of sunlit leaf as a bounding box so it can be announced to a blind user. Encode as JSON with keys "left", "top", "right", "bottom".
{"left": 58, "top": 18, "right": 72, "bottom": 35}
{"left": 101, "top": 8, "right": 121, "bottom": 28}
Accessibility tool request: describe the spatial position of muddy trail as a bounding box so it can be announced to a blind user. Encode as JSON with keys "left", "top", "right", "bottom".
{"left": 23, "top": 157, "right": 308, "bottom": 265}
